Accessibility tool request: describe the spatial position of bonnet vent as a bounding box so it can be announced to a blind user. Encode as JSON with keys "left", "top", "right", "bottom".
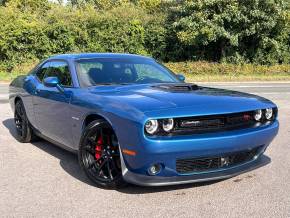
{"left": 152, "top": 83, "right": 199, "bottom": 92}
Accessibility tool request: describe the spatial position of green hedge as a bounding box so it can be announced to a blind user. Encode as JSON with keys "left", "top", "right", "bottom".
{"left": 0, "top": 0, "right": 289, "bottom": 74}
{"left": 0, "top": 1, "right": 166, "bottom": 72}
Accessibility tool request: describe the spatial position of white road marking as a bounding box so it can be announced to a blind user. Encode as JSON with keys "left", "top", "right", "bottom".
{"left": 212, "top": 85, "right": 290, "bottom": 88}
{"left": 252, "top": 92, "right": 290, "bottom": 95}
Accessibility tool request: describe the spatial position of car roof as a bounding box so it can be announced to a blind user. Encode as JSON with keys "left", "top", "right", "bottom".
{"left": 48, "top": 53, "right": 154, "bottom": 61}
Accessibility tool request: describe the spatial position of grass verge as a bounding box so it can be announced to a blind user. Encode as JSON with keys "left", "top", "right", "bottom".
{"left": 0, "top": 71, "right": 21, "bottom": 82}
{"left": 1, "top": 61, "right": 290, "bottom": 82}
{"left": 165, "top": 61, "right": 290, "bottom": 82}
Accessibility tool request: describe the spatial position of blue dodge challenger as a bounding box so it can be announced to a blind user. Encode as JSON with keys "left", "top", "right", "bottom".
{"left": 9, "top": 53, "right": 279, "bottom": 188}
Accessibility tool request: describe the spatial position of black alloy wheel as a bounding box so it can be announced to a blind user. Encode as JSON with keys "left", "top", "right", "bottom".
{"left": 14, "top": 100, "right": 37, "bottom": 143}
{"left": 78, "top": 119, "right": 126, "bottom": 189}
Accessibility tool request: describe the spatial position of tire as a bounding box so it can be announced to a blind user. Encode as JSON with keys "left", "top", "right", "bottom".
{"left": 78, "top": 119, "right": 127, "bottom": 189}
{"left": 14, "top": 99, "right": 38, "bottom": 143}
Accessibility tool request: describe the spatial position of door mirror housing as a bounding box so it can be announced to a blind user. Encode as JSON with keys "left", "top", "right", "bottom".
{"left": 43, "top": 77, "right": 64, "bottom": 92}
{"left": 177, "top": 74, "right": 186, "bottom": 82}
{"left": 43, "top": 77, "right": 59, "bottom": 87}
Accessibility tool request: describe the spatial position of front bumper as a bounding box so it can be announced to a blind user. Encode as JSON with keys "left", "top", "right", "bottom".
{"left": 122, "top": 149, "right": 268, "bottom": 186}
{"left": 120, "top": 121, "right": 279, "bottom": 186}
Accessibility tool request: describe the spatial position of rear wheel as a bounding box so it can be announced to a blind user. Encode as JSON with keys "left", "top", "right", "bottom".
{"left": 14, "top": 100, "right": 38, "bottom": 143}
{"left": 78, "top": 119, "right": 126, "bottom": 189}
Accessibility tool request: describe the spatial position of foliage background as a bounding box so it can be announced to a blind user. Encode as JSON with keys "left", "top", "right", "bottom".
{"left": 0, "top": 0, "right": 289, "bottom": 80}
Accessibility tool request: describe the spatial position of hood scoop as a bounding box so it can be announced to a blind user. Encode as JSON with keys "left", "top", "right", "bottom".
{"left": 152, "top": 83, "right": 200, "bottom": 92}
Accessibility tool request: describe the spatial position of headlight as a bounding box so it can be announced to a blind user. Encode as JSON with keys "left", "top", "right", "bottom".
{"left": 254, "top": 109, "right": 262, "bottom": 121}
{"left": 265, "top": 108, "right": 273, "bottom": 120}
{"left": 162, "top": 118, "right": 174, "bottom": 132}
{"left": 145, "top": 119, "right": 159, "bottom": 134}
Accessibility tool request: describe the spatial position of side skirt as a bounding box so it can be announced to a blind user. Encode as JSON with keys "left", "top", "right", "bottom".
{"left": 32, "top": 126, "right": 78, "bottom": 154}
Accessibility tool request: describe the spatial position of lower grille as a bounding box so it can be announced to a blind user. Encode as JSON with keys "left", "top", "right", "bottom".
{"left": 176, "top": 146, "right": 263, "bottom": 174}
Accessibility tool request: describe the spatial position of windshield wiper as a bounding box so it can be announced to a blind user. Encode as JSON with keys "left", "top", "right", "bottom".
{"left": 119, "top": 83, "right": 132, "bottom": 85}
{"left": 95, "top": 83, "right": 116, "bottom": 86}
{"left": 93, "top": 82, "right": 132, "bottom": 86}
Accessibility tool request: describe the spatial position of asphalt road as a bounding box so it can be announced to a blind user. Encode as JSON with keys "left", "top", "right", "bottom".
{"left": 1, "top": 82, "right": 290, "bottom": 218}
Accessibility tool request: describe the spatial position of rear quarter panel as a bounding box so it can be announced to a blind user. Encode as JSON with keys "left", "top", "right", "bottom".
{"left": 9, "top": 75, "right": 36, "bottom": 126}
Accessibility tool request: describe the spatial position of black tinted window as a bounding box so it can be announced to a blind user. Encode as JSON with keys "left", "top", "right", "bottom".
{"left": 36, "top": 62, "right": 50, "bottom": 81}
{"left": 76, "top": 58, "right": 179, "bottom": 87}
{"left": 44, "top": 61, "right": 72, "bottom": 87}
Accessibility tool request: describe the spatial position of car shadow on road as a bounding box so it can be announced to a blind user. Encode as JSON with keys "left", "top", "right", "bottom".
{"left": 2, "top": 118, "right": 271, "bottom": 195}
{"left": 2, "top": 118, "right": 93, "bottom": 186}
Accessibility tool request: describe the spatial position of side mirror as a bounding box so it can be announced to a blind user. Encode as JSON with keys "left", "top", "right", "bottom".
{"left": 177, "top": 74, "right": 186, "bottom": 82}
{"left": 43, "top": 77, "right": 64, "bottom": 92}
{"left": 43, "top": 77, "right": 59, "bottom": 87}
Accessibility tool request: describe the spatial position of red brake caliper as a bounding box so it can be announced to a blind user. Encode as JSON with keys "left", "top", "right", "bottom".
{"left": 95, "top": 136, "right": 103, "bottom": 160}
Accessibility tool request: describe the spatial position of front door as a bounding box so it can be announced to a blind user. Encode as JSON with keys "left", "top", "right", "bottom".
{"left": 33, "top": 60, "right": 74, "bottom": 146}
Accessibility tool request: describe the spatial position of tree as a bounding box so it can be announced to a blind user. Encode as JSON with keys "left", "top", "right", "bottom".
{"left": 0, "top": 0, "right": 9, "bottom": 6}
{"left": 3, "top": 0, "right": 50, "bottom": 12}
{"left": 170, "top": 0, "right": 288, "bottom": 64}
{"left": 68, "top": 0, "right": 129, "bottom": 9}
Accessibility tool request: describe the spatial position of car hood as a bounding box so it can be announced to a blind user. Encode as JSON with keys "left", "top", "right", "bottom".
{"left": 88, "top": 83, "right": 276, "bottom": 118}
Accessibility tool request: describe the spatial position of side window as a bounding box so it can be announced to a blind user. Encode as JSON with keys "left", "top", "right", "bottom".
{"left": 36, "top": 62, "right": 50, "bottom": 82}
{"left": 44, "top": 61, "right": 72, "bottom": 87}
{"left": 76, "top": 61, "right": 104, "bottom": 86}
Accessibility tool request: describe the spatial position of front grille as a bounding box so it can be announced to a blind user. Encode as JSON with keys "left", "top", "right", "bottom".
{"left": 176, "top": 146, "right": 263, "bottom": 174}
{"left": 174, "top": 111, "right": 257, "bottom": 135}
{"left": 145, "top": 109, "right": 277, "bottom": 137}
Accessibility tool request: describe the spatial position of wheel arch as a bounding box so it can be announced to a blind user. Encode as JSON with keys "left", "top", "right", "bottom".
{"left": 83, "top": 113, "right": 110, "bottom": 129}
{"left": 81, "top": 113, "right": 121, "bottom": 146}
{"left": 82, "top": 113, "right": 120, "bottom": 138}
{"left": 14, "top": 96, "right": 22, "bottom": 104}
{"left": 12, "top": 96, "right": 22, "bottom": 113}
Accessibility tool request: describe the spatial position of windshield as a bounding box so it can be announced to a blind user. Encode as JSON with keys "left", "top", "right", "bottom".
{"left": 75, "top": 58, "right": 180, "bottom": 87}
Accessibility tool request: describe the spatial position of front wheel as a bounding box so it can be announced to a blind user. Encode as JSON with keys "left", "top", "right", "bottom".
{"left": 78, "top": 119, "right": 127, "bottom": 189}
